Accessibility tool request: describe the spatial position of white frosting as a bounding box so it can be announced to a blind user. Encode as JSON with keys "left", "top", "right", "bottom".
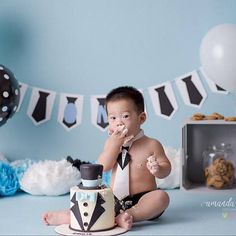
{"left": 70, "top": 186, "right": 115, "bottom": 232}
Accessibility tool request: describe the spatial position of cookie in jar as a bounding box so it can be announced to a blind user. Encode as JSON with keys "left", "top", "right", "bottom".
{"left": 202, "top": 144, "right": 235, "bottom": 189}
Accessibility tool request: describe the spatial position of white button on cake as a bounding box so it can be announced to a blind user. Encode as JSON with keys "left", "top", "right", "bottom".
{"left": 69, "top": 164, "right": 115, "bottom": 232}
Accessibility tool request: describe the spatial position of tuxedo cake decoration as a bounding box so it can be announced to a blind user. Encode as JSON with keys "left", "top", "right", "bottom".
{"left": 69, "top": 164, "right": 115, "bottom": 232}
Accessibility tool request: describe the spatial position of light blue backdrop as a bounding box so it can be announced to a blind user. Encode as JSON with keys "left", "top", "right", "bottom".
{"left": 0, "top": 0, "right": 235, "bottom": 162}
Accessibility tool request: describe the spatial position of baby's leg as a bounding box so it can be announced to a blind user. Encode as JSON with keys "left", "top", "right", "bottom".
{"left": 126, "top": 190, "right": 169, "bottom": 222}
{"left": 43, "top": 209, "right": 70, "bottom": 225}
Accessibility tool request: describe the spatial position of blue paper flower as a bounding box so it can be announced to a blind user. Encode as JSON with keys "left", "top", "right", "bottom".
{"left": 0, "top": 161, "right": 19, "bottom": 196}
{"left": 10, "top": 159, "right": 35, "bottom": 181}
{"left": 103, "top": 170, "right": 111, "bottom": 186}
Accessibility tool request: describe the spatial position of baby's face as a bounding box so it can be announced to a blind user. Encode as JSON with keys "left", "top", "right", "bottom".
{"left": 107, "top": 99, "right": 144, "bottom": 136}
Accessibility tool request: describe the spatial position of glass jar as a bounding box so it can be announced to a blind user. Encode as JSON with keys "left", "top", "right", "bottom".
{"left": 202, "top": 143, "right": 235, "bottom": 189}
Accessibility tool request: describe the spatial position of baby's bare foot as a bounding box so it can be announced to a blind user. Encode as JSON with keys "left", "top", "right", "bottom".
{"left": 43, "top": 210, "right": 70, "bottom": 226}
{"left": 115, "top": 212, "right": 133, "bottom": 230}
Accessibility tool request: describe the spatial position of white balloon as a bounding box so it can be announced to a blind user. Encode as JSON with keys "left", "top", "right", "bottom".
{"left": 200, "top": 24, "right": 236, "bottom": 92}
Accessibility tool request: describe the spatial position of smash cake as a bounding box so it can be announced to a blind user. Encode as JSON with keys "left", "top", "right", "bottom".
{"left": 70, "top": 164, "right": 115, "bottom": 232}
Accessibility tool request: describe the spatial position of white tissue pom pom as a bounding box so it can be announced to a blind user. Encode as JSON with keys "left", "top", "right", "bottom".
{"left": 156, "top": 146, "right": 181, "bottom": 189}
{"left": 0, "top": 153, "right": 9, "bottom": 163}
{"left": 20, "top": 159, "right": 81, "bottom": 196}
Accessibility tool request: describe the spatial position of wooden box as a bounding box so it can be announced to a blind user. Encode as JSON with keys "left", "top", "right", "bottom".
{"left": 181, "top": 119, "right": 236, "bottom": 192}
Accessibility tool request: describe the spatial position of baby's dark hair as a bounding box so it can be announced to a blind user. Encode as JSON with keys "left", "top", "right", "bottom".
{"left": 106, "top": 86, "right": 144, "bottom": 114}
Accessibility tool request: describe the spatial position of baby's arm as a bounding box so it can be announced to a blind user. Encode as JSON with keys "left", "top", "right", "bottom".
{"left": 98, "top": 125, "right": 133, "bottom": 171}
{"left": 146, "top": 140, "right": 171, "bottom": 179}
{"left": 98, "top": 137, "right": 122, "bottom": 171}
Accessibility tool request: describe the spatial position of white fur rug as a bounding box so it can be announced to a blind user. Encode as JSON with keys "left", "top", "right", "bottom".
{"left": 20, "top": 159, "right": 81, "bottom": 196}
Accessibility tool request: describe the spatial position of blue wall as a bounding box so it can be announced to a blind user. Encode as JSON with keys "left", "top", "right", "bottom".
{"left": 0, "top": 0, "right": 235, "bottom": 162}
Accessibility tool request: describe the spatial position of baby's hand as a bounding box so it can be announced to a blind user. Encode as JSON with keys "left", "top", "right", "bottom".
{"left": 108, "top": 125, "right": 133, "bottom": 147}
{"left": 109, "top": 124, "right": 128, "bottom": 137}
{"left": 146, "top": 154, "right": 160, "bottom": 176}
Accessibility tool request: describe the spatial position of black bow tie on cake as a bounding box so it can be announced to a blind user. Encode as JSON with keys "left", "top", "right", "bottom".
{"left": 113, "top": 130, "right": 144, "bottom": 200}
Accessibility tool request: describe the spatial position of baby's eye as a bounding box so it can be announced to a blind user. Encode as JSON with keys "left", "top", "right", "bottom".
{"left": 123, "top": 114, "right": 129, "bottom": 119}
{"left": 109, "top": 116, "right": 116, "bottom": 120}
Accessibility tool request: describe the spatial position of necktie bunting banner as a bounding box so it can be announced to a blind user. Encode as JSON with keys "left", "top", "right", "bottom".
{"left": 27, "top": 87, "right": 56, "bottom": 125}
{"left": 148, "top": 82, "right": 178, "bottom": 120}
{"left": 175, "top": 70, "right": 207, "bottom": 108}
{"left": 15, "top": 68, "right": 230, "bottom": 131}
{"left": 199, "top": 67, "right": 229, "bottom": 95}
{"left": 58, "top": 93, "right": 84, "bottom": 131}
{"left": 91, "top": 95, "right": 108, "bottom": 131}
{"left": 16, "top": 82, "right": 28, "bottom": 112}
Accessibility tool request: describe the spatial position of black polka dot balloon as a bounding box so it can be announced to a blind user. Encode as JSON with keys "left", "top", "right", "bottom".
{"left": 0, "top": 65, "right": 20, "bottom": 127}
